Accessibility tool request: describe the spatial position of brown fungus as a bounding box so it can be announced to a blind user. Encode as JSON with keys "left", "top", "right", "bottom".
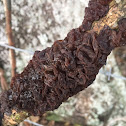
{"left": 0, "top": 0, "right": 126, "bottom": 117}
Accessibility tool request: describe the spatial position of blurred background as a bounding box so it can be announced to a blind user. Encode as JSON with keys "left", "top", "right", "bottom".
{"left": 0, "top": 0, "right": 126, "bottom": 126}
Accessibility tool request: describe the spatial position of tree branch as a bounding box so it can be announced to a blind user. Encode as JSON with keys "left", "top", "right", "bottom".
{"left": 0, "top": 68, "right": 8, "bottom": 91}
{"left": 2, "top": 0, "right": 16, "bottom": 77}
{"left": 1, "top": 0, "right": 126, "bottom": 125}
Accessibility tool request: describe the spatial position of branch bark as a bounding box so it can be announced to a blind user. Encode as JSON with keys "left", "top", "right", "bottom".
{"left": 2, "top": 0, "right": 16, "bottom": 77}
{"left": 0, "top": 68, "right": 8, "bottom": 91}
{"left": 1, "top": 0, "right": 126, "bottom": 125}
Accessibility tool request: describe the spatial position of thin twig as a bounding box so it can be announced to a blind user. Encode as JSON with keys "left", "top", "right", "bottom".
{"left": 2, "top": 0, "right": 16, "bottom": 77}
{"left": 0, "top": 68, "right": 8, "bottom": 91}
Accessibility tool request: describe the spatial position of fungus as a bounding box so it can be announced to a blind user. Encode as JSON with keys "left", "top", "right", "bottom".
{"left": 0, "top": 0, "right": 126, "bottom": 117}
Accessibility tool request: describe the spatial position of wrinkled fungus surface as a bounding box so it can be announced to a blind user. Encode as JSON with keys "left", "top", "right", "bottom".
{"left": 0, "top": 0, "right": 126, "bottom": 117}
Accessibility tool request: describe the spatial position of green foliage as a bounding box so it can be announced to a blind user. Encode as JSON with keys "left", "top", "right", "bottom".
{"left": 46, "top": 113, "right": 63, "bottom": 122}
{"left": 74, "top": 124, "right": 82, "bottom": 126}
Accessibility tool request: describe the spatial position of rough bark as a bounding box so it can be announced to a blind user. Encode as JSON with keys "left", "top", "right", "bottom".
{"left": 0, "top": 0, "right": 126, "bottom": 125}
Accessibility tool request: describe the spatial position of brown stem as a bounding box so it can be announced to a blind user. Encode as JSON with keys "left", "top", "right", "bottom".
{"left": 0, "top": 68, "right": 8, "bottom": 91}
{"left": 2, "top": 0, "right": 16, "bottom": 77}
